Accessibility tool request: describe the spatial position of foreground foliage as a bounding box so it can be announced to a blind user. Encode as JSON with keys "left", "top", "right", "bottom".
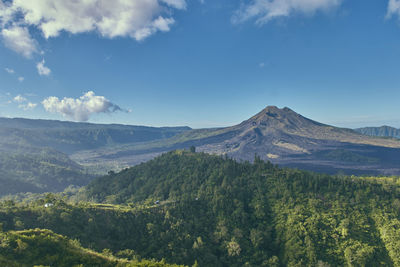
{"left": 1, "top": 151, "right": 400, "bottom": 266}
{"left": 0, "top": 228, "right": 183, "bottom": 267}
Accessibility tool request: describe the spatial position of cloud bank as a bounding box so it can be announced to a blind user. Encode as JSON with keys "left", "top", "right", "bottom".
{"left": 42, "top": 91, "right": 128, "bottom": 121}
{"left": 0, "top": 0, "right": 186, "bottom": 57}
{"left": 232, "top": 0, "right": 342, "bottom": 25}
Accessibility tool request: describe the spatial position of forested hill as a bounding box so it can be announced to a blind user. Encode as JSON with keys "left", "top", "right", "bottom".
{"left": 355, "top": 126, "right": 400, "bottom": 139}
{"left": 2, "top": 151, "right": 400, "bottom": 265}
{"left": 0, "top": 149, "right": 94, "bottom": 196}
{"left": 78, "top": 151, "right": 400, "bottom": 266}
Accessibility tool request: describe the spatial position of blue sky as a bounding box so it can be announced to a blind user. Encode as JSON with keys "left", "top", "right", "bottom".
{"left": 1, "top": 0, "right": 400, "bottom": 128}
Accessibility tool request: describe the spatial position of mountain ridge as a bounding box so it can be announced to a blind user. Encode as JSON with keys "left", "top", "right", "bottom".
{"left": 355, "top": 125, "right": 400, "bottom": 139}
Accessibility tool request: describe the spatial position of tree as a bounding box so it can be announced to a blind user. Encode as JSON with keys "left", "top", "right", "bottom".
{"left": 227, "top": 238, "right": 241, "bottom": 256}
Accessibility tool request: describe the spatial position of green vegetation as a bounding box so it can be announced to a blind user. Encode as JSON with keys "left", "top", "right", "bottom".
{"left": 1, "top": 151, "right": 400, "bottom": 266}
{"left": 0, "top": 150, "right": 94, "bottom": 196}
{"left": 0, "top": 117, "right": 192, "bottom": 194}
{"left": 0, "top": 228, "right": 183, "bottom": 266}
{"left": 321, "top": 149, "right": 379, "bottom": 163}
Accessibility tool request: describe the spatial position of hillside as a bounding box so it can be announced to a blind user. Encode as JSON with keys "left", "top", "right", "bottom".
{"left": 355, "top": 126, "right": 400, "bottom": 139}
{"left": 2, "top": 152, "right": 400, "bottom": 266}
{"left": 0, "top": 149, "right": 94, "bottom": 196}
{"left": 0, "top": 229, "right": 183, "bottom": 267}
{"left": 74, "top": 106, "right": 400, "bottom": 175}
{"left": 0, "top": 117, "right": 191, "bottom": 194}
{"left": 0, "top": 117, "right": 191, "bottom": 154}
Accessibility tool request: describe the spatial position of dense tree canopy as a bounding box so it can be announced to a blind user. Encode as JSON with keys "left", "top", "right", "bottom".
{"left": 1, "top": 151, "right": 400, "bottom": 266}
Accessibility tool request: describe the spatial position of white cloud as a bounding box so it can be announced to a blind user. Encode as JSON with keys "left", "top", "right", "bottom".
{"left": 5, "top": 67, "right": 14, "bottom": 74}
{"left": 232, "top": 0, "right": 342, "bottom": 25}
{"left": 42, "top": 91, "right": 127, "bottom": 121}
{"left": 387, "top": 0, "right": 400, "bottom": 19}
{"left": 36, "top": 59, "right": 51, "bottom": 76}
{"left": 1, "top": 25, "right": 38, "bottom": 58}
{"left": 0, "top": 0, "right": 186, "bottom": 47}
{"left": 18, "top": 76, "right": 24, "bottom": 82}
{"left": 13, "top": 94, "right": 27, "bottom": 103}
{"left": 19, "top": 102, "right": 37, "bottom": 110}
{"left": 161, "top": 0, "right": 187, "bottom": 9}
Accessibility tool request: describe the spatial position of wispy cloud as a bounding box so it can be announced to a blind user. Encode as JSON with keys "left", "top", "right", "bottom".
{"left": 4, "top": 67, "right": 14, "bottom": 74}
{"left": 12, "top": 94, "right": 37, "bottom": 110}
{"left": 13, "top": 94, "right": 27, "bottom": 103}
{"left": 42, "top": 91, "right": 129, "bottom": 121}
{"left": 19, "top": 102, "right": 37, "bottom": 110}
{"left": 232, "top": 0, "right": 343, "bottom": 25}
{"left": 4, "top": 67, "right": 25, "bottom": 81}
{"left": 36, "top": 59, "right": 51, "bottom": 76}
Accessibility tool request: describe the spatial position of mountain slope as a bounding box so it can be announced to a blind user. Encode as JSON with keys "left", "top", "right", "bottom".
{"left": 74, "top": 106, "right": 400, "bottom": 175}
{"left": 3, "top": 107, "right": 400, "bottom": 176}
{"left": 355, "top": 126, "right": 400, "bottom": 139}
{"left": 0, "top": 117, "right": 191, "bottom": 154}
{"left": 0, "top": 149, "right": 94, "bottom": 196}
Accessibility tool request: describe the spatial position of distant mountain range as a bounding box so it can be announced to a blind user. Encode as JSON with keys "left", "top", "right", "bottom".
{"left": 355, "top": 126, "right": 400, "bottom": 139}
{"left": 1, "top": 106, "right": 400, "bottom": 195}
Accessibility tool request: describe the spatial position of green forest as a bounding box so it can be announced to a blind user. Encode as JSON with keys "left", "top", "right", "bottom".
{"left": 0, "top": 150, "right": 94, "bottom": 195}
{"left": 1, "top": 150, "right": 400, "bottom": 266}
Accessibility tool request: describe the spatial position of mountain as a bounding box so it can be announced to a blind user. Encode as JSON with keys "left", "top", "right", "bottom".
{"left": 2, "top": 106, "right": 400, "bottom": 181}
{"left": 75, "top": 106, "right": 400, "bottom": 175}
{"left": 355, "top": 126, "right": 400, "bottom": 139}
{"left": 3, "top": 151, "right": 400, "bottom": 266}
